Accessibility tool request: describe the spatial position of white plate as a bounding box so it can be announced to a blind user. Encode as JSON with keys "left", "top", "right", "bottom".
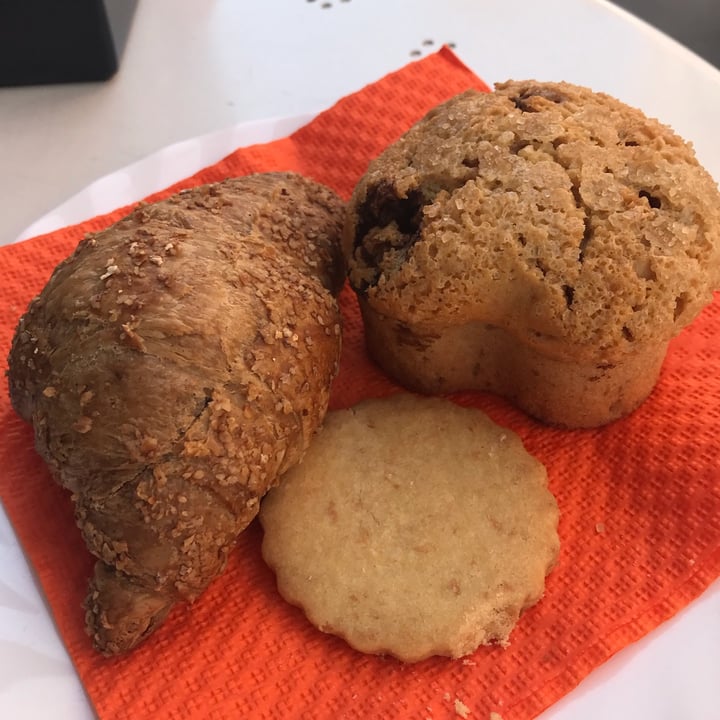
{"left": 2, "top": 0, "right": 720, "bottom": 713}
{"left": 3, "top": 113, "right": 720, "bottom": 720}
{"left": 13, "top": 113, "right": 315, "bottom": 243}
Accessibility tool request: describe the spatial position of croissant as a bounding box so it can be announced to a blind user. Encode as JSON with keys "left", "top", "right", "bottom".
{"left": 7, "top": 172, "right": 346, "bottom": 655}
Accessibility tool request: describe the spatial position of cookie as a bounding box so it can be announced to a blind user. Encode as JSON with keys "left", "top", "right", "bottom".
{"left": 259, "top": 394, "right": 559, "bottom": 662}
{"left": 342, "top": 81, "right": 720, "bottom": 427}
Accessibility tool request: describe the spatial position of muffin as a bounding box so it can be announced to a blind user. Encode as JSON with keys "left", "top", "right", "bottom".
{"left": 343, "top": 80, "right": 720, "bottom": 427}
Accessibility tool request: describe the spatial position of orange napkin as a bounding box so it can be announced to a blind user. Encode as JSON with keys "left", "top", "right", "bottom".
{"left": 2, "top": 47, "right": 720, "bottom": 720}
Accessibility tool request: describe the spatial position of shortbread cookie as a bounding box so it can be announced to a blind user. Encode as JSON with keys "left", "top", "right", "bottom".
{"left": 343, "top": 81, "right": 720, "bottom": 427}
{"left": 259, "top": 394, "right": 559, "bottom": 662}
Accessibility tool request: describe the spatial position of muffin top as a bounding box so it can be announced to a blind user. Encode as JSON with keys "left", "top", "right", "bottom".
{"left": 344, "top": 81, "right": 720, "bottom": 359}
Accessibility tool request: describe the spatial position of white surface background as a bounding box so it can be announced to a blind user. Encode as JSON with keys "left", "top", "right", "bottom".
{"left": 1, "top": 1, "right": 719, "bottom": 718}
{"left": 2, "top": 0, "right": 720, "bottom": 245}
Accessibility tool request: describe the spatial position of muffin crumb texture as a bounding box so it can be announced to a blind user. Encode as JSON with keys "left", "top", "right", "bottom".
{"left": 344, "top": 81, "right": 720, "bottom": 425}
{"left": 347, "top": 80, "right": 720, "bottom": 354}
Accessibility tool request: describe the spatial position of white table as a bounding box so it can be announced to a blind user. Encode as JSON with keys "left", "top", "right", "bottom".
{"left": 1, "top": 1, "right": 719, "bottom": 718}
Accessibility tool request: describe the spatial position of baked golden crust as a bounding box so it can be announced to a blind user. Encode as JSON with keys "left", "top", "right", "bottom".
{"left": 7, "top": 172, "right": 346, "bottom": 654}
{"left": 344, "top": 81, "right": 720, "bottom": 425}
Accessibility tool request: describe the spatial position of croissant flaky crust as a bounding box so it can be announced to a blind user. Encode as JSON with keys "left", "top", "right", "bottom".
{"left": 7, "top": 172, "right": 346, "bottom": 655}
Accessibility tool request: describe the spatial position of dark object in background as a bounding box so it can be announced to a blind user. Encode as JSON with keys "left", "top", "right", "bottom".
{"left": 612, "top": 0, "right": 720, "bottom": 69}
{"left": 0, "top": 0, "right": 138, "bottom": 86}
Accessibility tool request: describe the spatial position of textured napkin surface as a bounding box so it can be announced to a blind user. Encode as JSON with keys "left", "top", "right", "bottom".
{"left": 1, "top": 48, "right": 720, "bottom": 720}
